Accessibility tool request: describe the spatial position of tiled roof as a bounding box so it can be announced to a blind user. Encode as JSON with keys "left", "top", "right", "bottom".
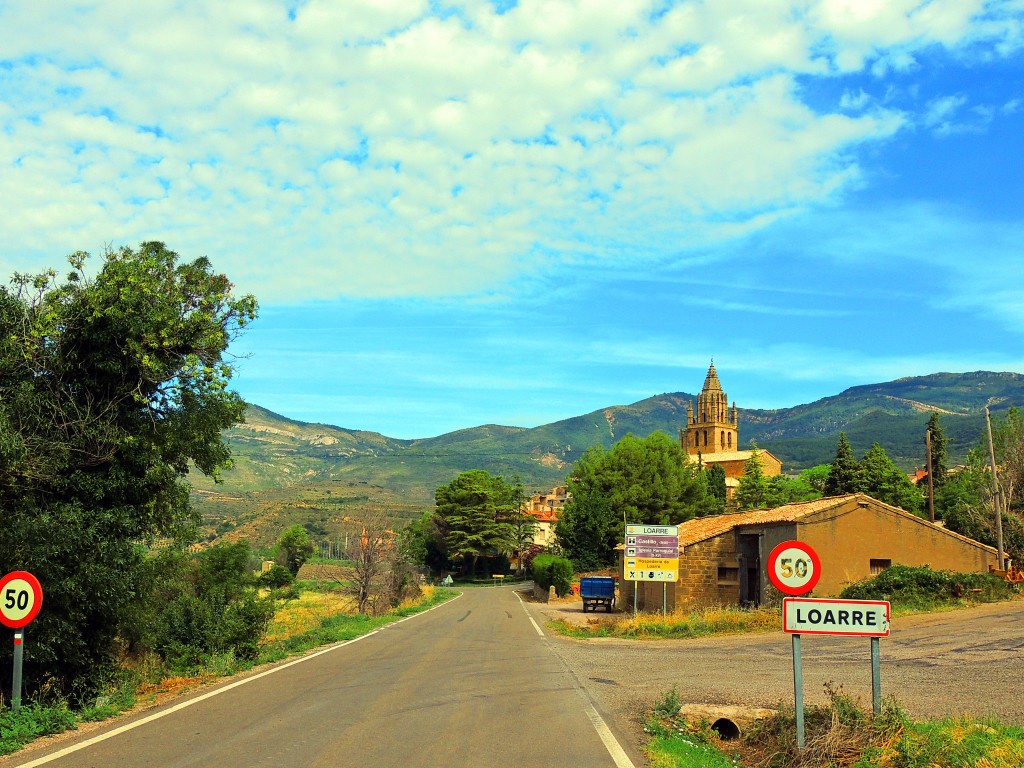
{"left": 677, "top": 495, "right": 862, "bottom": 547}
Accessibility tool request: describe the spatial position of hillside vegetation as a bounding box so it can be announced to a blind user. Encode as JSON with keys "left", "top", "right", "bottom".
{"left": 191, "top": 371, "right": 1024, "bottom": 542}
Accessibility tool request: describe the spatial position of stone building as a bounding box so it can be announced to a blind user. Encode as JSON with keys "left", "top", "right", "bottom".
{"left": 619, "top": 493, "right": 998, "bottom": 612}
{"left": 680, "top": 362, "right": 782, "bottom": 495}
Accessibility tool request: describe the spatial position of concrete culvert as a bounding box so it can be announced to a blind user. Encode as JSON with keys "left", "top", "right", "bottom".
{"left": 677, "top": 704, "right": 777, "bottom": 741}
{"left": 711, "top": 718, "right": 741, "bottom": 741}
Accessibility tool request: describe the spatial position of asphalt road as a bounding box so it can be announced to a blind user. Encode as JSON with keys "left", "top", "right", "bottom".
{"left": 4, "top": 587, "right": 640, "bottom": 768}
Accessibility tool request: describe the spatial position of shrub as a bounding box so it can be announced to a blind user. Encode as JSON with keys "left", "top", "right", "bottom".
{"left": 256, "top": 564, "right": 294, "bottom": 588}
{"left": 532, "top": 553, "right": 573, "bottom": 596}
{"left": 549, "top": 557, "right": 574, "bottom": 597}
{"left": 217, "top": 594, "right": 275, "bottom": 661}
{"left": 840, "top": 564, "right": 1014, "bottom": 608}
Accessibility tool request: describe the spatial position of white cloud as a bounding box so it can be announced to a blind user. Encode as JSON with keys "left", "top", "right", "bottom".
{"left": 0, "top": 0, "right": 1015, "bottom": 301}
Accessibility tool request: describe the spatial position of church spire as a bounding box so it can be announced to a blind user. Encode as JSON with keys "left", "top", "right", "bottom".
{"left": 702, "top": 360, "right": 722, "bottom": 392}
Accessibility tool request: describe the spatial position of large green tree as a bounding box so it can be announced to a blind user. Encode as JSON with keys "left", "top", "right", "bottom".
{"left": 0, "top": 243, "right": 256, "bottom": 699}
{"left": 936, "top": 445, "right": 1024, "bottom": 564}
{"left": 556, "top": 431, "right": 713, "bottom": 569}
{"left": 859, "top": 442, "right": 924, "bottom": 514}
{"left": 433, "top": 470, "right": 517, "bottom": 576}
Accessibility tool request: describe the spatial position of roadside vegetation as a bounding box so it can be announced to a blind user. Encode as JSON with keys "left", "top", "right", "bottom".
{"left": 840, "top": 564, "right": 1017, "bottom": 613}
{"left": 644, "top": 685, "right": 1024, "bottom": 768}
{"left": 550, "top": 604, "right": 778, "bottom": 639}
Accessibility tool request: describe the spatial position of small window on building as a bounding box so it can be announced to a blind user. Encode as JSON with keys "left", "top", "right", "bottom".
{"left": 870, "top": 559, "right": 891, "bottom": 576}
{"left": 728, "top": 432, "right": 732, "bottom": 448}
{"left": 717, "top": 566, "right": 739, "bottom": 584}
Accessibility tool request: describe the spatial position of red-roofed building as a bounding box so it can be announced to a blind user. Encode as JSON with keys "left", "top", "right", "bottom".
{"left": 525, "top": 486, "right": 569, "bottom": 548}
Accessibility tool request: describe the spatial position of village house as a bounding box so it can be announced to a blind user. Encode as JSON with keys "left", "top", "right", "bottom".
{"left": 620, "top": 493, "right": 999, "bottom": 613}
{"left": 524, "top": 485, "right": 569, "bottom": 548}
{"left": 681, "top": 362, "right": 782, "bottom": 496}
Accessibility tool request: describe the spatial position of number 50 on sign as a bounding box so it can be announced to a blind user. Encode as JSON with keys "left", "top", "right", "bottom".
{"left": 0, "top": 571, "right": 43, "bottom": 629}
{"left": 767, "top": 541, "right": 821, "bottom": 596}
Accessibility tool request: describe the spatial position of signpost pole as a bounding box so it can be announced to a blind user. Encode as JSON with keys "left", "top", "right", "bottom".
{"left": 662, "top": 583, "right": 666, "bottom": 616}
{"left": 792, "top": 633, "right": 804, "bottom": 750}
{"left": 12, "top": 629, "right": 24, "bottom": 711}
{"left": 871, "top": 636, "right": 881, "bottom": 715}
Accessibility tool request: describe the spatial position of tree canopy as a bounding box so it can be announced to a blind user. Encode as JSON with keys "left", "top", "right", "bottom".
{"left": 858, "top": 442, "right": 924, "bottom": 514}
{"left": 433, "top": 469, "right": 518, "bottom": 575}
{"left": 556, "top": 431, "right": 714, "bottom": 569}
{"left": 0, "top": 242, "right": 256, "bottom": 698}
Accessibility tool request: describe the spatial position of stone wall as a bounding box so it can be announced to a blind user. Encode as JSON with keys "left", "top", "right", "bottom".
{"left": 676, "top": 533, "right": 742, "bottom": 610}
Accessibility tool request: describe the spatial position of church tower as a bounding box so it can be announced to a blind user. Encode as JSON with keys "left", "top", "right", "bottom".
{"left": 683, "top": 361, "right": 739, "bottom": 456}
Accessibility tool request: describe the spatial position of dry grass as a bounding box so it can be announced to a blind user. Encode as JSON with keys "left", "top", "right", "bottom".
{"left": 265, "top": 583, "right": 438, "bottom": 643}
{"left": 554, "top": 605, "right": 779, "bottom": 639}
{"left": 264, "top": 588, "right": 357, "bottom": 642}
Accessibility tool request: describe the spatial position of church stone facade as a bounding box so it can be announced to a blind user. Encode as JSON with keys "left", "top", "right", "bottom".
{"left": 680, "top": 362, "right": 782, "bottom": 495}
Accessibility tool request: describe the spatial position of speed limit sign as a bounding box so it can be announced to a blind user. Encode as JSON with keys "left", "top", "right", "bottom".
{"left": 767, "top": 541, "right": 821, "bottom": 596}
{"left": 0, "top": 571, "right": 43, "bottom": 629}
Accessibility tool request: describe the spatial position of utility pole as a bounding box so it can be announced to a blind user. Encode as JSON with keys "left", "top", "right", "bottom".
{"left": 925, "top": 429, "right": 935, "bottom": 523}
{"left": 985, "top": 406, "right": 1006, "bottom": 571}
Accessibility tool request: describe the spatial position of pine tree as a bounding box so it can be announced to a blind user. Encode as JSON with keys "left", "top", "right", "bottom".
{"left": 735, "top": 442, "right": 786, "bottom": 510}
{"left": 824, "top": 432, "right": 861, "bottom": 496}
{"left": 925, "top": 412, "right": 948, "bottom": 488}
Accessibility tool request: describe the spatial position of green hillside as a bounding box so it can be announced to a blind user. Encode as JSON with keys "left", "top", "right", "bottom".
{"left": 190, "top": 371, "right": 1024, "bottom": 543}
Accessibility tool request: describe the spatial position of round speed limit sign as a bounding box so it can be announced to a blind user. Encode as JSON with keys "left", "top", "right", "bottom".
{"left": 0, "top": 571, "right": 43, "bottom": 629}
{"left": 767, "top": 541, "right": 821, "bottom": 596}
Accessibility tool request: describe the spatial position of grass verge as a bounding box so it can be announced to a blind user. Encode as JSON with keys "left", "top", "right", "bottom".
{"left": 549, "top": 605, "right": 778, "bottom": 639}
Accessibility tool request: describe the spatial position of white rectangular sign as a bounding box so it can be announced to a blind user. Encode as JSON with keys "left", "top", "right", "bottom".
{"left": 783, "top": 598, "right": 890, "bottom": 637}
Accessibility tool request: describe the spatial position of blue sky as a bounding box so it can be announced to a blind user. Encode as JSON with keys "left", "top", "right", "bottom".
{"left": 1, "top": 1, "right": 1022, "bottom": 439}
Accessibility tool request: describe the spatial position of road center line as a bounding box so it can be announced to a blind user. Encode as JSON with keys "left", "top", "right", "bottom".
{"left": 10, "top": 592, "right": 463, "bottom": 768}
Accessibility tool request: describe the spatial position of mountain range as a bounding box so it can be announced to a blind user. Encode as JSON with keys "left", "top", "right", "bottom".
{"left": 190, "top": 371, "right": 1024, "bottom": 546}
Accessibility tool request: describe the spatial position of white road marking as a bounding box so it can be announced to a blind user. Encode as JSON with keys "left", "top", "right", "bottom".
{"left": 10, "top": 592, "right": 463, "bottom": 768}
{"left": 513, "top": 588, "right": 635, "bottom": 768}
{"left": 583, "top": 701, "right": 636, "bottom": 768}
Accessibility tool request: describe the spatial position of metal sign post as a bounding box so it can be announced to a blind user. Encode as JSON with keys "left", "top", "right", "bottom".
{"left": 623, "top": 524, "right": 679, "bottom": 615}
{"left": 0, "top": 571, "right": 44, "bottom": 711}
{"left": 871, "top": 636, "right": 882, "bottom": 715}
{"left": 792, "top": 633, "right": 804, "bottom": 749}
{"left": 12, "top": 629, "right": 25, "bottom": 710}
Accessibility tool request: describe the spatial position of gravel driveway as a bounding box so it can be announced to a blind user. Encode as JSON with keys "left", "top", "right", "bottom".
{"left": 522, "top": 595, "right": 1024, "bottom": 756}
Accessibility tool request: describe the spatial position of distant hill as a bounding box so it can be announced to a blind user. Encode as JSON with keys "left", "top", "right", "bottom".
{"left": 191, "top": 371, "right": 1024, "bottom": 545}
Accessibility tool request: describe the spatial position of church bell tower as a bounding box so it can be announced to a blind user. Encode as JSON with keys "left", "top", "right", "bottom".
{"left": 683, "top": 361, "right": 739, "bottom": 456}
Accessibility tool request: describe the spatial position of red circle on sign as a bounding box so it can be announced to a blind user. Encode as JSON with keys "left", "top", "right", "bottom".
{"left": 0, "top": 571, "right": 44, "bottom": 629}
{"left": 767, "top": 541, "right": 821, "bottom": 596}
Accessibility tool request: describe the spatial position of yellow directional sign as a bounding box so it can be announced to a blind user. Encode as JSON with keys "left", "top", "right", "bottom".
{"left": 624, "top": 556, "right": 678, "bottom": 582}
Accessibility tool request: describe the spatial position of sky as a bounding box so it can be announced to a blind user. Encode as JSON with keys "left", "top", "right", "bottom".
{"left": 1, "top": 1, "right": 1023, "bottom": 440}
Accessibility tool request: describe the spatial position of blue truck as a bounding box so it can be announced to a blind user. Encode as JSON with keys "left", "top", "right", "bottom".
{"left": 580, "top": 576, "right": 616, "bottom": 613}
